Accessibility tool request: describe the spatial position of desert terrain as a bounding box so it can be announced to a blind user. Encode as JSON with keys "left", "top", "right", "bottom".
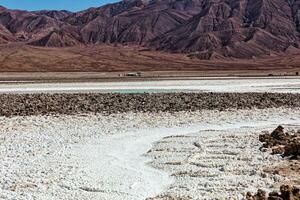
{"left": 0, "top": 44, "right": 299, "bottom": 80}
{"left": 1, "top": 0, "right": 300, "bottom": 199}
{"left": 0, "top": 43, "right": 299, "bottom": 85}
{"left": 0, "top": 79, "right": 299, "bottom": 199}
{"left": 0, "top": 103, "right": 299, "bottom": 200}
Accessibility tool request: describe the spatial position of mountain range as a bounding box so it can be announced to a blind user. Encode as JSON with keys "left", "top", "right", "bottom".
{"left": 0, "top": 0, "right": 300, "bottom": 59}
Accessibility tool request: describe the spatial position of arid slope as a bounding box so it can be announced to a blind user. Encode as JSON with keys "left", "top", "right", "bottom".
{"left": 0, "top": 44, "right": 300, "bottom": 74}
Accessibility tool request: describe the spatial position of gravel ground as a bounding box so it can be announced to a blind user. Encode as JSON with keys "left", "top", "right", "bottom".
{"left": 0, "top": 108, "right": 299, "bottom": 200}
{"left": 0, "top": 93, "right": 300, "bottom": 116}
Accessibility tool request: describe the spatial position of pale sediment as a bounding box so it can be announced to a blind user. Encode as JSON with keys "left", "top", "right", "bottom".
{"left": 0, "top": 108, "right": 299, "bottom": 200}
{"left": 0, "top": 92, "right": 300, "bottom": 116}
{"left": 146, "top": 130, "right": 287, "bottom": 199}
{"left": 1, "top": 91, "right": 300, "bottom": 200}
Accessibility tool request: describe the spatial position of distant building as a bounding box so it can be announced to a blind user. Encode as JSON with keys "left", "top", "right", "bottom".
{"left": 125, "top": 72, "right": 142, "bottom": 77}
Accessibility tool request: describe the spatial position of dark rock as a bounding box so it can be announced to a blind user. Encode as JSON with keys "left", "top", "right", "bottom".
{"left": 0, "top": 93, "right": 299, "bottom": 116}
{"left": 272, "top": 146, "right": 285, "bottom": 155}
{"left": 246, "top": 185, "right": 300, "bottom": 200}
{"left": 271, "top": 126, "right": 286, "bottom": 140}
{"left": 246, "top": 189, "right": 267, "bottom": 200}
{"left": 259, "top": 126, "right": 300, "bottom": 159}
{"left": 284, "top": 138, "right": 300, "bottom": 158}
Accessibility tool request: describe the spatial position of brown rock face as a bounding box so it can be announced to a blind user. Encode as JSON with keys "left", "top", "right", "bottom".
{"left": 259, "top": 126, "right": 300, "bottom": 158}
{"left": 150, "top": 0, "right": 300, "bottom": 59}
{"left": 0, "top": 6, "right": 75, "bottom": 46}
{"left": 0, "top": 0, "right": 300, "bottom": 59}
{"left": 34, "top": 10, "right": 72, "bottom": 20}
{"left": 65, "top": 0, "right": 204, "bottom": 44}
{"left": 29, "top": 26, "right": 83, "bottom": 47}
{"left": 246, "top": 185, "right": 300, "bottom": 200}
{"left": 285, "top": 138, "right": 300, "bottom": 158}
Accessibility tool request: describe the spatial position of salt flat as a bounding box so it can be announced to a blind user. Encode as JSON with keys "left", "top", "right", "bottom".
{"left": 0, "top": 77, "right": 299, "bottom": 93}
{"left": 0, "top": 108, "right": 299, "bottom": 200}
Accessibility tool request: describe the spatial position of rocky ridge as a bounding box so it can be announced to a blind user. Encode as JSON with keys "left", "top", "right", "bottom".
{"left": 0, "top": 93, "right": 300, "bottom": 116}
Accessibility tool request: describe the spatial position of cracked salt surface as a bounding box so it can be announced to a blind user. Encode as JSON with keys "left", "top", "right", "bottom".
{"left": 0, "top": 108, "right": 299, "bottom": 200}
{"left": 0, "top": 78, "right": 299, "bottom": 93}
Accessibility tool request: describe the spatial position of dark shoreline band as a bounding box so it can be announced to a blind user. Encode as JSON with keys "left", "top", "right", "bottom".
{"left": 0, "top": 93, "right": 300, "bottom": 116}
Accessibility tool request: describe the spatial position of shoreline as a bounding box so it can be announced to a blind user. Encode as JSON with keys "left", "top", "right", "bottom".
{"left": 0, "top": 92, "right": 300, "bottom": 116}
{"left": 0, "top": 78, "right": 299, "bottom": 95}
{"left": 0, "top": 73, "right": 299, "bottom": 83}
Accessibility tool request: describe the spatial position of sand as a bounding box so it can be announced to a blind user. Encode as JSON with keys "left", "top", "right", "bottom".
{"left": 0, "top": 108, "right": 299, "bottom": 200}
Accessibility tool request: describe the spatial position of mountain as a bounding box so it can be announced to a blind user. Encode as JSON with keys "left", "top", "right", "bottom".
{"left": 34, "top": 10, "right": 72, "bottom": 20}
{"left": 0, "top": 0, "right": 299, "bottom": 59}
{"left": 0, "top": 6, "right": 74, "bottom": 45}
{"left": 67, "top": 0, "right": 206, "bottom": 44}
{"left": 150, "top": 0, "right": 300, "bottom": 59}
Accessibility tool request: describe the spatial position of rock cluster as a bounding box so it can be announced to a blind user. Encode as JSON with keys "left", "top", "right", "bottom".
{"left": 259, "top": 126, "right": 300, "bottom": 158}
{"left": 0, "top": 93, "right": 300, "bottom": 116}
{"left": 254, "top": 126, "right": 300, "bottom": 200}
{"left": 246, "top": 185, "right": 300, "bottom": 200}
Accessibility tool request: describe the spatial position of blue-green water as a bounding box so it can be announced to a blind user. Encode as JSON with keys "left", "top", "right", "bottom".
{"left": 102, "top": 89, "right": 202, "bottom": 94}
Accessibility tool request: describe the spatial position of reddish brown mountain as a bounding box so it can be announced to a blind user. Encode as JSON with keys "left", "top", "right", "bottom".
{"left": 150, "top": 0, "right": 300, "bottom": 59}
{"left": 0, "top": 6, "right": 72, "bottom": 43}
{"left": 0, "top": 0, "right": 300, "bottom": 59}
{"left": 34, "top": 10, "right": 72, "bottom": 20}
{"left": 65, "top": 0, "right": 204, "bottom": 44}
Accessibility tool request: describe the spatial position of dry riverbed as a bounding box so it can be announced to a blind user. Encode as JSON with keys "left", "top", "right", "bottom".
{"left": 0, "top": 107, "right": 299, "bottom": 200}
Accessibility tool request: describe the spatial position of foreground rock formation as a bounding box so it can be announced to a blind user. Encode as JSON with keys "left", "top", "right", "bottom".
{"left": 260, "top": 126, "right": 300, "bottom": 186}
{"left": 248, "top": 126, "right": 300, "bottom": 200}
{"left": 1, "top": 0, "right": 300, "bottom": 59}
{"left": 0, "top": 93, "right": 300, "bottom": 116}
{"left": 259, "top": 126, "right": 300, "bottom": 158}
{"left": 246, "top": 185, "right": 300, "bottom": 200}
